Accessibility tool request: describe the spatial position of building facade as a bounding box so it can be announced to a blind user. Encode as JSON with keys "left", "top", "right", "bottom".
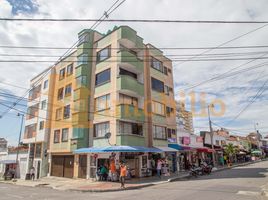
{"left": 176, "top": 101, "right": 194, "bottom": 134}
{"left": 23, "top": 26, "right": 177, "bottom": 179}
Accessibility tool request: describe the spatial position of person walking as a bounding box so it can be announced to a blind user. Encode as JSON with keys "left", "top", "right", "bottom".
{"left": 156, "top": 159, "right": 162, "bottom": 178}
{"left": 110, "top": 160, "right": 117, "bottom": 182}
{"left": 30, "top": 166, "right": 35, "bottom": 181}
{"left": 119, "top": 162, "right": 127, "bottom": 189}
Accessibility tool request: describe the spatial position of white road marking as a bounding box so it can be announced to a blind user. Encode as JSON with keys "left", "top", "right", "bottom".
{"left": 237, "top": 191, "right": 260, "bottom": 196}
{"left": 6, "top": 194, "right": 24, "bottom": 199}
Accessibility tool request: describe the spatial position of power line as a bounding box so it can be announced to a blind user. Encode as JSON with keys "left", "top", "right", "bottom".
{"left": 2, "top": 18, "right": 268, "bottom": 24}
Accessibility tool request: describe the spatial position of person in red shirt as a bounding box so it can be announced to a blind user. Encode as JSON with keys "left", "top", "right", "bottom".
{"left": 110, "top": 160, "right": 116, "bottom": 181}
{"left": 120, "top": 162, "right": 127, "bottom": 189}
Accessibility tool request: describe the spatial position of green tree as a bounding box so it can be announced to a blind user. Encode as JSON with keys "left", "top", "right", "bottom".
{"left": 224, "top": 143, "right": 239, "bottom": 165}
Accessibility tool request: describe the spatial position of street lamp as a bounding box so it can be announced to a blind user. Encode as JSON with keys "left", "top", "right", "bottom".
{"left": 15, "top": 113, "right": 24, "bottom": 178}
{"left": 207, "top": 104, "right": 216, "bottom": 167}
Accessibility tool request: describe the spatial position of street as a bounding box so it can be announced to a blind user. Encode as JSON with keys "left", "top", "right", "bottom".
{"left": 0, "top": 161, "right": 267, "bottom": 200}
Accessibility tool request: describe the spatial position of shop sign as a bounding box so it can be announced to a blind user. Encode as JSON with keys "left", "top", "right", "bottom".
{"left": 168, "top": 138, "right": 177, "bottom": 143}
{"left": 183, "top": 137, "right": 191, "bottom": 145}
{"left": 196, "top": 136, "right": 203, "bottom": 143}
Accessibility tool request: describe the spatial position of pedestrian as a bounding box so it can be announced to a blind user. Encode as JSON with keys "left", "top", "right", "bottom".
{"left": 119, "top": 162, "right": 127, "bottom": 189}
{"left": 110, "top": 160, "right": 117, "bottom": 182}
{"left": 156, "top": 159, "right": 162, "bottom": 178}
{"left": 30, "top": 166, "right": 35, "bottom": 181}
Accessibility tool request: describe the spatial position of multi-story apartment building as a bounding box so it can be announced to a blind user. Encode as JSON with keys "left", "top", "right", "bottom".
{"left": 23, "top": 67, "right": 55, "bottom": 179}
{"left": 176, "top": 101, "right": 194, "bottom": 134}
{"left": 23, "top": 26, "right": 177, "bottom": 179}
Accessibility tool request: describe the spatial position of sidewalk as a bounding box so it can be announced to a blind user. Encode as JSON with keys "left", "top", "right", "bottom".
{"left": 0, "top": 160, "right": 265, "bottom": 192}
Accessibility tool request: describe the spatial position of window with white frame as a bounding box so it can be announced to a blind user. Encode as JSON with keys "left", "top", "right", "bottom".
{"left": 152, "top": 101, "right": 165, "bottom": 115}
{"left": 94, "top": 122, "right": 110, "bottom": 137}
{"left": 63, "top": 105, "right": 70, "bottom": 118}
{"left": 153, "top": 125, "right": 166, "bottom": 139}
{"left": 62, "top": 128, "right": 69, "bottom": 142}
{"left": 66, "top": 64, "right": 73, "bottom": 76}
{"left": 95, "top": 94, "right": 110, "bottom": 111}
{"left": 97, "top": 46, "right": 111, "bottom": 62}
{"left": 65, "top": 84, "right": 72, "bottom": 97}
{"left": 41, "top": 100, "right": 46, "bottom": 110}
{"left": 119, "top": 121, "right": 143, "bottom": 136}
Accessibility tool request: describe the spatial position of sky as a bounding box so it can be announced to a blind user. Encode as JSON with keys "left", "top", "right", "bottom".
{"left": 0, "top": 0, "right": 268, "bottom": 145}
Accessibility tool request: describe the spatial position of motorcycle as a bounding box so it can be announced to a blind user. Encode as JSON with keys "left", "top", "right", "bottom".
{"left": 189, "top": 165, "right": 203, "bottom": 177}
{"left": 201, "top": 163, "right": 212, "bottom": 175}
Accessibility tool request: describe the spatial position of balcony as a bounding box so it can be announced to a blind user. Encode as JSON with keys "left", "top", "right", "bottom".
{"left": 116, "top": 104, "right": 145, "bottom": 122}
{"left": 116, "top": 135, "right": 145, "bottom": 146}
{"left": 117, "top": 75, "right": 144, "bottom": 96}
{"left": 118, "top": 26, "right": 143, "bottom": 49}
{"left": 117, "top": 51, "right": 143, "bottom": 73}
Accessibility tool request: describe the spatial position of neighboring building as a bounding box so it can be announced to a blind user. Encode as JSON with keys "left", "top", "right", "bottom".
{"left": 200, "top": 131, "right": 227, "bottom": 148}
{"left": 24, "top": 26, "right": 177, "bottom": 179}
{"left": 0, "top": 138, "right": 7, "bottom": 152}
{"left": 176, "top": 101, "right": 194, "bottom": 134}
{"left": 22, "top": 66, "right": 55, "bottom": 179}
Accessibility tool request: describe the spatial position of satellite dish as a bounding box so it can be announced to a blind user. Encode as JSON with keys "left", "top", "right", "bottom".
{"left": 105, "top": 132, "right": 111, "bottom": 139}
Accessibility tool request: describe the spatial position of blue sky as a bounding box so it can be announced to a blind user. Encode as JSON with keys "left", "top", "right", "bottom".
{"left": 0, "top": 0, "right": 268, "bottom": 145}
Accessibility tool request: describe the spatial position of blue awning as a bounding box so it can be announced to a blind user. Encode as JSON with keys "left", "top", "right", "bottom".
{"left": 168, "top": 144, "right": 184, "bottom": 151}
{"left": 74, "top": 146, "right": 162, "bottom": 154}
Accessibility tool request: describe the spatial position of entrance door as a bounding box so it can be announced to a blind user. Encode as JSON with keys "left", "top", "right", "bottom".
{"left": 78, "top": 155, "right": 87, "bottom": 179}
{"left": 51, "top": 156, "right": 64, "bottom": 177}
{"left": 63, "top": 156, "right": 74, "bottom": 178}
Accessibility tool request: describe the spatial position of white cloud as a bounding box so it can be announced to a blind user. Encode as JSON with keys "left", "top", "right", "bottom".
{"left": 0, "top": 0, "right": 268, "bottom": 143}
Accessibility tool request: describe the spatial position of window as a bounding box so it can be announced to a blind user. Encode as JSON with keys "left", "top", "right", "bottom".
{"left": 56, "top": 108, "right": 62, "bottom": 120}
{"left": 54, "top": 130, "right": 60, "bottom": 143}
{"left": 95, "top": 94, "right": 110, "bottom": 111}
{"left": 63, "top": 105, "right": 70, "bottom": 118}
{"left": 35, "top": 143, "right": 42, "bottom": 158}
{"left": 153, "top": 125, "right": 166, "bottom": 139}
{"left": 95, "top": 69, "right": 111, "bottom": 86}
{"left": 168, "top": 68, "right": 172, "bottom": 74}
{"left": 65, "top": 84, "right": 72, "bottom": 97}
{"left": 57, "top": 88, "right": 64, "bottom": 100}
{"left": 62, "top": 128, "right": 69, "bottom": 142}
{"left": 94, "top": 122, "right": 110, "bottom": 137}
{"left": 167, "top": 128, "right": 176, "bottom": 138}
{"left": 43, "top": 80, "right": 48, "bottom": 89}
{"left": 76, "top": 75, "right": 87, "bottom": 87}
{"left": 163, "top": 67, "right": 168, "bottom": 75}
{"left": 41, "top": 100, "right": 46, "bottom": 110}
{"left": 97, "top": 46, "right": 111, "bottom": 62}
{"left": 164, "top": 85, "right": 169, "bottom": 95}
{"left": 119, "top": 93, "right": 138, "bottom": 107}
{"left": 77, "top": 54, "right": 88, "bottom": 66}
{"left": 59, "top": 68, "right": 65, "bottom": 80}
{"left": 151, "top": 77, "right": 164, "bottom": 93}
{"left": 66, "top": 64, "right": 73, "bottom": 76}
{"left": 39, "top": 121, "right": 44, "bottom": 130}
{"left": 152, "top": 101, "right": 165, "bottom": 115}
{"left": 119, "top": 121, "right": 143, "bottom": 136}
{"left": 166, "top": 106, "right": 174, "bottom": 117}
{"left": 119, "top": 68, "right": 137, "bottom": 79}
{"left": 151, "top": 57, "right": 163, "bottom": 72}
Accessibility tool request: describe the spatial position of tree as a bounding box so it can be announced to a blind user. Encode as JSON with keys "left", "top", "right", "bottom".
{"left": 224, "top": 143, "right": 239, "bottom": 166}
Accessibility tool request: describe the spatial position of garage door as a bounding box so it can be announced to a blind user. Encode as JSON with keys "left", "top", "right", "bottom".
{"left": 51, "top": 156, "right": 74, "bottom": 178}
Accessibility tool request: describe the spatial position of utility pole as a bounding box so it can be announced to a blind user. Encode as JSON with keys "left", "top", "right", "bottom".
{"left": 15, "top": 113, "right": 24, "bottom": 178}
{"left": 208, "top": 104, "right": 216, "bottom": 167}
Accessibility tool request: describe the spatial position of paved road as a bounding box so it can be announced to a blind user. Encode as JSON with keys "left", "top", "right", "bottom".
{"left": 1, "top": 161, "right": 268, "bottom": 200}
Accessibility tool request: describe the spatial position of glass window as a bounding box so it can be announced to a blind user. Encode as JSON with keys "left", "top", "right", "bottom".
{"left": 35, "top": 143, "right": 42, "bottom": 158}
{"left": 164, "top": 85, "right": 169, "bottom": 95}
{"left": 77, "top": 54, "right": 88, "bottom": 66}
{"left": 63, "top": 105, "right": 70, "bottom": 118}
{"left": 62, "top": 128, "right": 69, "bottom": 142}
{"left": 43, "top": 80, "right": 48, "bottom": 89}
{"left": 163, "top": 67, "right": 168, "bottom": 75}
{"left": 119, "top": 93, "right": 138, "bottom": 107}
{"left": 151, "top": 77, "right": 164, "bottom": 93}
{"left": 119, "top": 68, "right": 137, "bottom": 79}
{"left": 56, "top": 108, "right": 62, "bottom": 120}
{"left": 95, "top": 69, "right": 111, "bottom": 86}
{"left": 76, "top": 75, "right": 87, "bottom": 87}
{"left": 153, "top": 125, "right": 166, "bottom": 139}
{"left": 166, "top": 106, "right": 174, "bottom": 116}
{"left": 152, "top": 101, "right": 165, "bottom": 115}
{"left": 65, "top": 84, "right": 72, "bottom": 97}
{"left": 95, "top": 94, "right": 110, "bottom": 111}
{"left": 39, "top": 121, "right": 44, "bottom": 130}
{"left": 151, "top": 57, "right": 163, "bottom": 72}
{"left": 41, "top": 100, "right": 46, "bottom": 110}
{"left": 94, "top": 122, "right": 110, "bottom": 137}
{"left": 66, "top": 64, "right": 73, "bottom": 76}
{"left": 97, "top": 46, "right": 111, "bottom": 62}
{"left": 59, "top": 68, "right": 65, "bottom": 80}
{"left": 57, "top": 88, "right": 64, "bottom": 100}
{"left": 54, "top": 130, "right": 60, "bottom": 143}
{"left": 119, "top": 121, "right": 143, "bottom": 136}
